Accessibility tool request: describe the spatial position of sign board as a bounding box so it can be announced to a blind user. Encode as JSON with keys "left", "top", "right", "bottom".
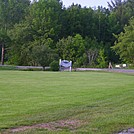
{"left": 59, "top": 59, "right": 72, "bottom": 72}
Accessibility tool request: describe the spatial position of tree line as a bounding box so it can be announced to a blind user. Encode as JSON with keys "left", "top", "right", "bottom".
{"left": 0, "top": 0, "right": 134, "bottom": 68}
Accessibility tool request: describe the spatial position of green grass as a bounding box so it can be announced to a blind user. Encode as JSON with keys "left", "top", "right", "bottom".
{"left": 0, "top": 71, "right": 134, "bottom": 134}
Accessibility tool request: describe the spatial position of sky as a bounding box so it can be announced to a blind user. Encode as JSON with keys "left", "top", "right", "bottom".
{"left": 62, "top": 0, "right": 110, "bottom": 8}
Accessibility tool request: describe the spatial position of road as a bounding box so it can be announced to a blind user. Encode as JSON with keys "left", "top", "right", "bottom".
{"left": 76, "top": 68, "right": 134, "bottom": 74}
{"left": 0, "top": 65, "right": 134, "bottom": 74}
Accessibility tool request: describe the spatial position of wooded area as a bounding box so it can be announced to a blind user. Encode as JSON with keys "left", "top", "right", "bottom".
{"left": 0, "top": 0, "right": 134, "bottom": 68}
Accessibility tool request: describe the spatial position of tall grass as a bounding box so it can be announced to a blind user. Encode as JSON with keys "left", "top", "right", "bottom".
{"left": 0, "top": 71, "right": 134, "bottom": 133}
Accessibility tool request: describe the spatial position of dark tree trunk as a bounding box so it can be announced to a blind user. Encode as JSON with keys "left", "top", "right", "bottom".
{"left": 1, "top": 44, "right": 5, "bottom": 65}
{"left": 43, "top": 66, "right": 45, "bottom": 71}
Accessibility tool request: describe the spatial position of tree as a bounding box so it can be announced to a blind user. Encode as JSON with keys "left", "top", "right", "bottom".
{"left": 8, "top": 0, "right": 62, "bottom": 65}
{"left": 108, "top": 0, "right": 134, "bottom": 31}
{"left": 112, "top": 17, "right": 134, "bottom": 64}
{"left": 0, "top": 29, "right": 10, "bottom": 65}
{"left": 0, "top": 0, "right": 30, "bottom": 65}
{"left": 0, "top": 0, "right": 30, "bottom": 28}
{"left": 105, "top": 0, "right": 134, "bottom": 63}
{"left": 56, "top": 34, "right": 85, "bottom": 67}
{"left": 84, "top": 37, "right": 103, "bottom": 66}
{"left": 97, "top": 49, "right": 107, "bottom": 68}
{"left": 28, "top": 0, "right": 63, "bottom": 45}
{"left": 32, "top": 44, "right": 55, "bottom": 70}
{"left": 1, "top": 0, "right": 134, "bottom": 67}
{"left": 8, "top": 22, "right": 34, "bottom": 65}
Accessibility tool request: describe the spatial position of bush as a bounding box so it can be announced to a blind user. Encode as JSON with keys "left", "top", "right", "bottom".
{"left": 20, "top": 68, "right": 43, "bottom": 71}
{"left": 128, "top": 64, "right": 134, "bottom": 69}
{"left": 0, "top": 65, "right": 17, "bottom": 70}
{"left": 50, "top": 60, "right": 59, "bottom": 71}
{"left": 97, "top": 49, "right": 107, "bottom": 68}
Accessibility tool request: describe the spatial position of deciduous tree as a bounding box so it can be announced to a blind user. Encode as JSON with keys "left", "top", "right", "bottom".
{"left": 112, "top": 17, "right": 134, "bottom": 64}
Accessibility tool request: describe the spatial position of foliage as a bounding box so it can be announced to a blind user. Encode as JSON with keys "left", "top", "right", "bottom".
{"left": 0, "top": 0, "right": 30, "bottom": 28}
{"left": 97, "top": 49, "right": 107, "bottom": 68}
{"left": 0, "top": 29, "right": 11, "bottom": 64}
{"left": 0, "top": 0, "right": 30, "bottom": 64}
{"left": 0, "top": 65, "right": 17, "bottom": 70}
{"left": 32, "top": 44, "right": 55, "bottom": 70}
{"left": 84, "top": 37, "right": 103, "bottom": 66}
{"left": 108, "top": 0, "right": 134, "bottom": 29}
{"left": 7, "top": 0, "right": 62, "bottom": 65}
{"left": 50, "top": 60, "right": 59, "bottom": 71}
{"left": 112, "top": 17, "right": 134, "bottom": 64}
{"left": 0, "top": 0, "right": 134, "bottom": 67}
{"left": 0, "top": 29, "right": 10, "bottom": 44}
{"left": 56, "top": 34, "right": 85, "bottom": 67}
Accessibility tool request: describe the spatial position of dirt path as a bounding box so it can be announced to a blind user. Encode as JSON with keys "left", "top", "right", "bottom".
{"left": 5, "top": 119, "right": 84, "bottom": 133}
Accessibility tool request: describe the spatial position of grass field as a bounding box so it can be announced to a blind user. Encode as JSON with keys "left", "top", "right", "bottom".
{"left": 0, "top": 71, "right": 134, "bottom": 134}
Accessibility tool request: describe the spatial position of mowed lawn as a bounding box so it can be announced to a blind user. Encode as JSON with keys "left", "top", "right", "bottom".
{"left": 0, "top": 71, "right": 134, "bottom": 134}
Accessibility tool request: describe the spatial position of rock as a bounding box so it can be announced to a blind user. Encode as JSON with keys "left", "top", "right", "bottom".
{"left": 128, "top": 128, "right": 134, "bottom": 133}
{"left": 118, "top": 128, "right": 134, "bottom": 134}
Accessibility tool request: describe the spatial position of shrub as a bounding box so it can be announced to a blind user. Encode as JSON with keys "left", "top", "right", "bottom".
{"left": 50, "top": 60, "right": 59, "bottom": 71}
{"left": 0, "top": 65, "right": 17, "bottom": 70}
{"left": 97, "top": 49, "right": 107, "bottom": 68}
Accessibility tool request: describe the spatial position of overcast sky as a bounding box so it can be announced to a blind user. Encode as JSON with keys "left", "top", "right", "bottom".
{"left": 31, "top": 0, "right": 111, "bottom": 8}
{"left": 62, "top": 0, "right": 110, "bottom": 8}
